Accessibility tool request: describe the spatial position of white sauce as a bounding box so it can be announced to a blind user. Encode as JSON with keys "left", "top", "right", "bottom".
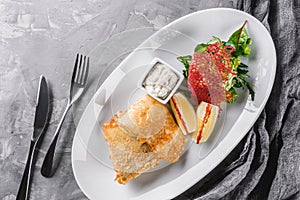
{"left": 143, "top": 62, "right": 179, "bottom": 99}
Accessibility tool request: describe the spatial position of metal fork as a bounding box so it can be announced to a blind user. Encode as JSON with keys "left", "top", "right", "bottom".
{"left": 41, "top": 53, "right": 89, "bottom": 177}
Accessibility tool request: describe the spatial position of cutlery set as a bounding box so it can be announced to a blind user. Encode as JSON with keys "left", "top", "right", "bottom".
{"left": 16, "top": 53, "right": 89, "bottom": 200}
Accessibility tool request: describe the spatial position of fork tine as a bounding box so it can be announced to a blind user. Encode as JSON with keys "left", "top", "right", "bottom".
{"left": 72, "top": 53, "right": 89, "bottom": 86}
{"left": 74, "top": 54, "right": 83, "bottom": 83}
{"left": 72, "top": 53, "right": 80, "bottom": 82}
{"left": 82, "top": 57, "right": 89, "bottom": 85}
{"left": 79, "top": 55, "right": 86, "bottom": 84}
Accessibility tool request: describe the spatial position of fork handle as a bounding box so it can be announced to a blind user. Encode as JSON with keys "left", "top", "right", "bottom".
{"left": 16, "top": 140, "right": 35, "bottom": 200}
{"left": 41, "top": 104, "right": 71, "bottom": 177}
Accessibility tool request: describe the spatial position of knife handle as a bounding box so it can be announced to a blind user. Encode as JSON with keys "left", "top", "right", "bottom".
{"left": 41, "top": 104, "right": 71, "bottom": 177}
{"left": 16, "top": 140, "right": 35, "bottom": 200}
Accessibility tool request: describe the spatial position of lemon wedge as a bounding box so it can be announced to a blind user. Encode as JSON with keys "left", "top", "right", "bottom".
{"left": 170, "top": 93, "right": 197, "bottom": 135}
{"left": 192, "top": 102, "right": 219, "bottom": 144}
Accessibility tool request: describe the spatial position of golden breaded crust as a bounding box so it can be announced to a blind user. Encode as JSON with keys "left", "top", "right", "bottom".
{"left": 102, "top": 95, "right": 187, "bottom": 184}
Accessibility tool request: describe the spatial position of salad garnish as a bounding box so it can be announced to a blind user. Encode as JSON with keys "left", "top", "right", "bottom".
{"left": 178, "top": 21, "right": 254, "bottom": 106}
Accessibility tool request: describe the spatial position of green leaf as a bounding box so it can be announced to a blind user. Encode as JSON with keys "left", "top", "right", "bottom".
{"left": 239, "top": 62, "right": 248, "bottom": 68}
{"left": 224, "top": 41, "right": 235, "bottom": 47}
{"left": 227, "top": 21, "right": 251, "bottom": 57}
{"left": 234, "top": 70, "right": 255, "bottom": 101}
{"left": 245, "top": 82, "right": 255, "bottom": 101}
{"left": 228, "top": 88, "right": 238, "bottom": 103}
{"left": 225, "top": 76, "right": 235, "bottom": 91}
{"left": 230, "top": 56, "right": 241, "bottom": 72}
{"left": 194, "top": 43, "right": 208, "bottom": 53}
{"left": 244, "top": 38, "right": 252, "bottom": 55}
{"left": 233, "top": 77, "right": 244, "bottom": 88}
{"left": 207, "top": 36, "right": 222, "bottom": 44}
{"left": 194, "top": 37, "right": 222, "bottom": 53}
{"left": 177, "top": 55, "right": 192, "bottom": 78}
{"left": 237, "top": 68, "right": 249, "bottom": 75}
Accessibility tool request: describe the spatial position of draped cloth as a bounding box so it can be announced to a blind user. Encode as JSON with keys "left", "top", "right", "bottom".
{"left": 176, "top": 1, "right": 300, "bottom": 199}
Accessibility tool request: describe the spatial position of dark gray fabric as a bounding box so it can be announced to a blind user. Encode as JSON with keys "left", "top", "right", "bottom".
{"left": 175, "top": 0, "right": 300, "bottom": 199}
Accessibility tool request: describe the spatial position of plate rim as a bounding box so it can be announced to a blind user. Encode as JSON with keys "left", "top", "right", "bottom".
{"left": 71, "top": 7, "right": 276, "bottom": 200}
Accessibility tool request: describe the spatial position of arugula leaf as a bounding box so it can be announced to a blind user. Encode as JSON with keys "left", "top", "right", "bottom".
{"left": 239, "top": 62, "right": 249, "bottom": 68}
{"left": 229, "top": 69, "right": 255, "bottom": 101}
{"left": 225, "top": 76, "right": 236, "bottom": 91}
{"left": 225, "top": 59, "right": 255, "bottom": 101}
{"left": 226, "top": 21, "right": 252, "bottom": 57}
{"left": 234, "top": 77, "right": 244, "bottom": 88}
{"left": 237, "top": 68, "right": 249, "bottom": 75}
{"left": 177, "top": 55, "right": 192, "bottom": 78}
{"left": 246, "top": 82, "right": 255, "bottom": 101}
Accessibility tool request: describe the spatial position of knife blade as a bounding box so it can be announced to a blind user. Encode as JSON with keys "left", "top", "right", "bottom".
{"left": 32, "top": 76, "right": 49, "bottom": 140}
{"left": 16, "top": 75, "right": 49, "bottom": 200}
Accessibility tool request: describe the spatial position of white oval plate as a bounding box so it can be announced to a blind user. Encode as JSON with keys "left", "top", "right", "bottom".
{"left": 72, "top": 8, "right": 276, "bottom": 200}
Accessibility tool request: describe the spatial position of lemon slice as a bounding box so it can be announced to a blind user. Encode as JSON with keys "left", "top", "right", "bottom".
{"left": 192, "top": 102, "right": 219, "bottom": 144}
{"left": 170, "top": 93, "right": 196, "bottom": 135}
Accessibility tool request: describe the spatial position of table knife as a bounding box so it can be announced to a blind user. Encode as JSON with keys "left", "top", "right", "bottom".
{"left": 16, "top": 75, "right": 49, "bottom": 200}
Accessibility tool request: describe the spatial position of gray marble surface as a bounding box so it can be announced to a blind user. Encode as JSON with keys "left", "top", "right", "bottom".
{"left": 0, "top": 1, "right": 218, "bottom": 199}
{"left": 1, "top": 0, "right": 299, "bottom": 200}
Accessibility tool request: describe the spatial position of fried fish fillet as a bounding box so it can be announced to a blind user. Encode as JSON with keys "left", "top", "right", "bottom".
{"left": 102, "top": 95, "right": 186, "bottom": 184}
